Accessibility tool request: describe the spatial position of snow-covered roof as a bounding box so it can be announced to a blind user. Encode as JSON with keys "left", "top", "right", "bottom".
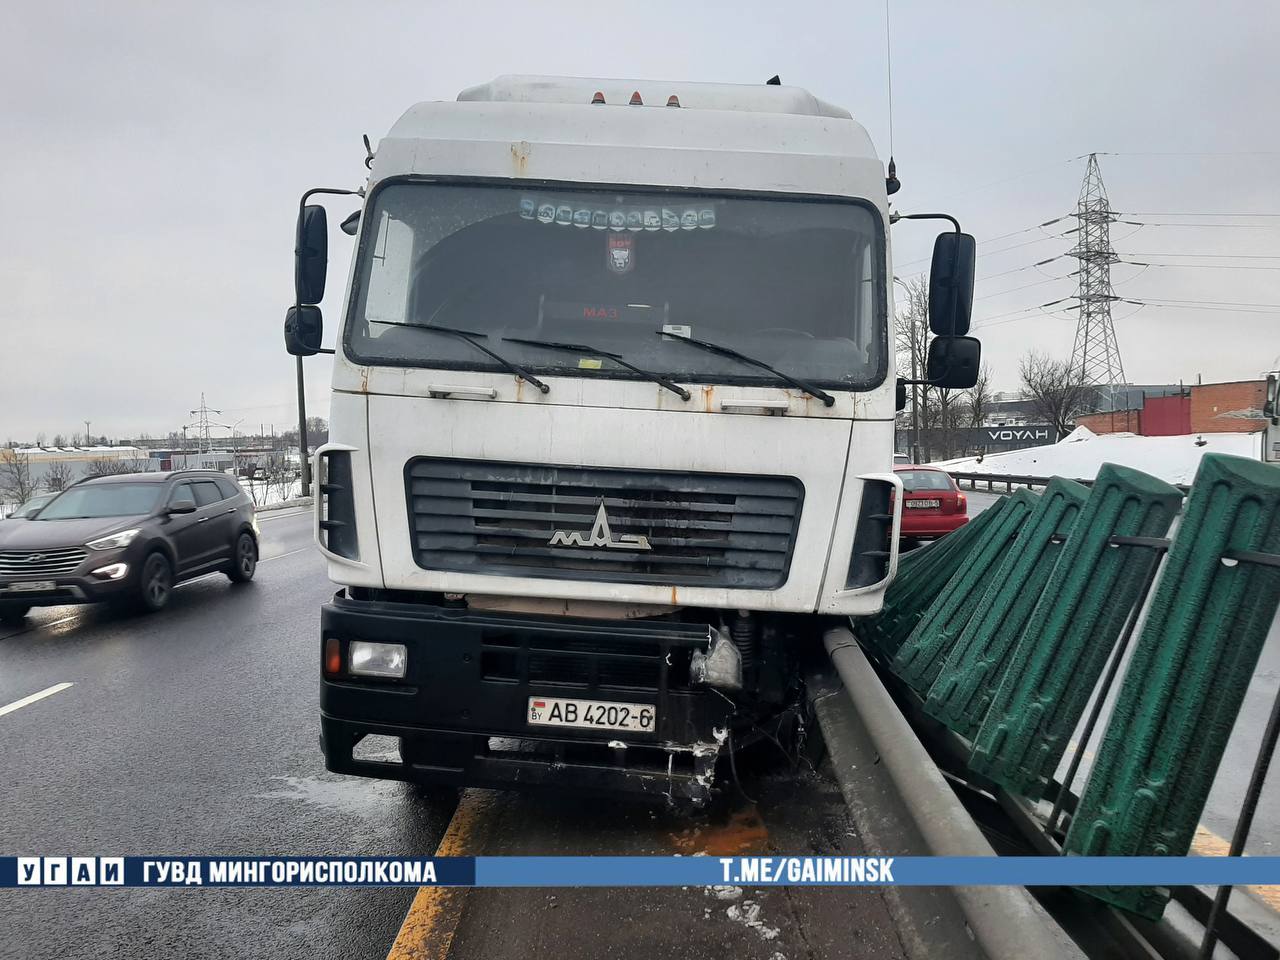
{"left": 933, "top": 428, "right": 1263, "bottom": 487}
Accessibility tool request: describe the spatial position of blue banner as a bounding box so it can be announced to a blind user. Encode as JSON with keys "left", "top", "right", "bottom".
{"left": 4, "top": 855, "right": 1280, "bottom": 888}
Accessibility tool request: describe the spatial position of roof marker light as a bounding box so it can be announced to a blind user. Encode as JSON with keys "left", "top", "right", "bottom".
{"left": 591, "top": 91, "right": 605, "bottom": 104}
{"left": 666, "top": 95, "right": 681, "bottom": 108}
{"left": 629, "top": 91, "right": 643, "bottom": 105}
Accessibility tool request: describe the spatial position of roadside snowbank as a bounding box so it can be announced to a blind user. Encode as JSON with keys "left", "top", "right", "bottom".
{"left": 933, "top": 426, "right": 1263, "bottom": 486}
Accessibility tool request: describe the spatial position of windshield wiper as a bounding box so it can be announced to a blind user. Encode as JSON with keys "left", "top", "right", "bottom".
{"left": 371, "top": 320, "right": 550, "bottom": 394}
{"left": 654, "top": 330, "right": 835, "bottom": 407}
{"left": 502, "top": 337, "right": 691, "bottom": 401}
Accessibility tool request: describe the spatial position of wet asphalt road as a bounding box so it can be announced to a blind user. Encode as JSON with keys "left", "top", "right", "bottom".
{"left": 0, "top": 509, "right": 455, "bottom": 960}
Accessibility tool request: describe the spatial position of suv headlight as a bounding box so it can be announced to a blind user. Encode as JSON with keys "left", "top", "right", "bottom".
{"left": 86, "top": 529, "right": 141, "bottom": 551}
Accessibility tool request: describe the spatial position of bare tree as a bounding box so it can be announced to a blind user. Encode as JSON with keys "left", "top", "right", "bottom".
{"left": 0, "top": 449, "right": 36, "bottom": 504}
{"left": 963, "top": 364, "right": 994, "bottom": 430}
{"left": 83, "top": 457, "right": 151, "bottom": 478}
{"left": 43, "top": 461, "right": 76, "bottom": 492}
{"left": 52, "top": 433, "right": 66, "bottom": 447}
{"left": 1019, "top": 351, "right": 1100, "bottom": 439}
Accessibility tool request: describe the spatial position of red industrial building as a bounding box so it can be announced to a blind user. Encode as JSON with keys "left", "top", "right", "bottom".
{"left": 1075, "top": 380, "right": 1267, "bottom": 437}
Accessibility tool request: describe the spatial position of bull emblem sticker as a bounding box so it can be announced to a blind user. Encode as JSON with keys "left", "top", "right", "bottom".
{"left": 606, "top": 234, "right": 635, "bottom": 275}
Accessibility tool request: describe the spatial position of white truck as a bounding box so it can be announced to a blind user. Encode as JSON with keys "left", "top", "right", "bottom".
{"left": 285, "top": 75, "right": 979, "bottom": 804}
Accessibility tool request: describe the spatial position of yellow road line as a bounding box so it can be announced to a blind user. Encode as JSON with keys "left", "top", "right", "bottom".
{"left": 386, "top": 790, "right": 497, "bottom": 960}
{"left": 1191, "top": 825, "right": 1280, "bottom": 912}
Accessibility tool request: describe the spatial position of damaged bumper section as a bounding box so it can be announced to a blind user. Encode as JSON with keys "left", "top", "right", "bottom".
{"left": 319, "top": 591, "right": 738, "bottom": 805}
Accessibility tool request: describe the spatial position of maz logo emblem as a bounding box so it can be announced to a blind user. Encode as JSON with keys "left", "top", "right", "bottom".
{"left": 548, "top": 502, "right": 651, "bottom": 551}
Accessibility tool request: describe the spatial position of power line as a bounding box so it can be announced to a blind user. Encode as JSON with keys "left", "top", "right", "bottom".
{"left": 1120, "top": 211, "right": 1280, "bottom": 218}
{"left": 976, "top": 272, "right": 1077, "bottom": 301}
{"left": 1119, "top": 259, "right": 1280, "bottom": 272}
{"left": 1140, "top": 296, "right": 1280, "bottom": 309}
{"left": 1119, "top": 299, "right": 1279, "bottom": 316}
{"left": 977, "top": 255, "right": 1068, "bottom": 283}
{"left": 1119, "top": 251, "right": 1280, "bottom": 260}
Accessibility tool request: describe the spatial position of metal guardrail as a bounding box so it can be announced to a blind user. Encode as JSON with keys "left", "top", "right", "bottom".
{"left": 949, "top": 470, "right": 1192, "bottom": 495}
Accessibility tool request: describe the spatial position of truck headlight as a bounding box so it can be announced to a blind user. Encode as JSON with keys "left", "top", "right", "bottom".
{"left": 349, "top": 640, "right": 407, "bottom": 678}
{"left": 86, "top": 529, "right": 141, "bottom": 551}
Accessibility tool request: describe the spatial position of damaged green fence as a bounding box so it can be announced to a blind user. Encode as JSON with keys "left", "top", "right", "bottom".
{"left": 892, "top": 488, "right": 1041, "bottom": 696}
{"left": 1063, "top": 453, "right": 1280, "bottom": 919}
{"left": 923, "top": 477, "right": 1090, "bottom": 739}
{"left": 855, "top": 454, "right": 1280, "bottom": 926}
{"left": 860, "top": 497, "right": 1009, "bottom": 657}
{"left": 967, "top": 463, "right": 1183, "bottom": 800}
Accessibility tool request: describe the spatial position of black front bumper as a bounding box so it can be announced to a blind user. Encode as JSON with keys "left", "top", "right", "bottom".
{"left": 320, "top": 592, "right": 737, "bottom": 804}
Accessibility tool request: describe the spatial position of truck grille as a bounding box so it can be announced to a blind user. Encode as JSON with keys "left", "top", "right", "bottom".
{"left": 405, "top": 458, "right": 803, "bottom": 589}
{"left": 0, "top": 548, "right": 88, "bottom": 578}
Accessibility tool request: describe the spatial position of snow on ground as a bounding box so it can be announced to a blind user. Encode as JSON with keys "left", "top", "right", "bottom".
{"left": 236, "top": 477, "right": 304, "bottom": 506}
{"left": 933, "top": 426, "right": 1264, "bottom": 486}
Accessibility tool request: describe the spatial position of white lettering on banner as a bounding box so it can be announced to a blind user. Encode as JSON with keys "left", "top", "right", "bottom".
{"left": 71, "top": 858, "right": 96, "bottom": 885}
{"left": 18, "top": 858, "right": 39, "bottom": 885}
{"left": 984, "top": 428, "right": 1051, "bottom": 443}
{"left": 42, "top": 858, "right": 68, "bottom": 885}
{"left": 720, "top": 856, "right": 896, "bottom": 884}
{"left": 101, "top": 858, "right": 123, "bottom": 885}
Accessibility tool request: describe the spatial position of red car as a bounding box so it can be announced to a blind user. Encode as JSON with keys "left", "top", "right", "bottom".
{"left": 894, "top": 465, "right": 969, "bottom": 541}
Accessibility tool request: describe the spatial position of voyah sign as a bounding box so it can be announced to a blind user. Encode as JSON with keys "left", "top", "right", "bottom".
{"left": 979, "top": 425, "right": 1056, "bottom": 444}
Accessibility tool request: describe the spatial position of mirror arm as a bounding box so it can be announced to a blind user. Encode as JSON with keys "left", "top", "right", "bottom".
{"left": 316, "top": 347, "right": 335, "bottom": 355}
{"left": 894, "top": 211, "right": 962, "bottom": 233}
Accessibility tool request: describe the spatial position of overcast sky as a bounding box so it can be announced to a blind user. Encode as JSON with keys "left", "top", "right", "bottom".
{"left": 3, "top": 1, "right": 1278, "bottom": 442}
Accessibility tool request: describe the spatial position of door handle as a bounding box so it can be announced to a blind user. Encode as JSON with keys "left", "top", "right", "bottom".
{"left": 197, "top": 517, "right": 210, "bottom": 524}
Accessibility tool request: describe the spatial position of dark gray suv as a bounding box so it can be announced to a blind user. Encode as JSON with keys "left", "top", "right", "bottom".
{"left": 0, "top": 471, "right": 258, "bottom": 624}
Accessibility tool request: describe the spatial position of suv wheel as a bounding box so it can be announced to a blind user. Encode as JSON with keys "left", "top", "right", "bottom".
{"left": 138, "top": 552, "right": 173, "bottom": 613}
{"left": 0, "top": 603, "right": 30, "bottom": 626}
{"left": 228, "top": 532, "right": 257, "bottom": 583}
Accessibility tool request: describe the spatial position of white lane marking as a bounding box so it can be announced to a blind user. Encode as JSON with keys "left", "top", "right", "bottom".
{"left": 259, "top": 547, "right": 313, "bottom": 564}
{"left": 0, "top": 682, "right": 74, "bottom": 718}
{"left": 257, "top": 509, "right": 312, "bottom": 524}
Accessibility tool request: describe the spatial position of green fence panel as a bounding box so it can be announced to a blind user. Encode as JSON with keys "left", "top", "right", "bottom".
{"left": 923, "top": 477, "right": 1091, "bottom": 738}
{"left": 861, "top": 498, "right": 1010, "bottom": 656}
{"left": 1063, "top": 453, "right": 1280, "bottom": 919}
{"left": 968, "top": 463, "right": 1184, "bottom": 801}
{"left": 892, "top": 488, "right": 1041, "bottom": 695}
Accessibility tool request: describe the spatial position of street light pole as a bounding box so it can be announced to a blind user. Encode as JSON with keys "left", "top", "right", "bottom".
{"left": 893, "top": 276, "right": 923, "bottom": 464}
{"left": 295, "top": 355, "right": 311, "bottom": 497}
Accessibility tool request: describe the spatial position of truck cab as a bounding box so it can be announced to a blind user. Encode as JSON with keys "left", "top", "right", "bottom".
{"left": 287, "top": 76, "right": 978, "bottom": 804}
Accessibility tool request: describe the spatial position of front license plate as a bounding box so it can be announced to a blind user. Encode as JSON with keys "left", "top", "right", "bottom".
{"left": 906, "top": 499, "right": 941, "bottom": 509}
{"left": 6, "top": 581, "right": 56, "bottom": 593}
{"left": 527, "top": 696, "right": 656, "bottom": 733}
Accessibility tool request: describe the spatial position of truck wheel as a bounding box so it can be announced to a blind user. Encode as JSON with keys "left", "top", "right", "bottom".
{"left": 228, "top": 532, "right": 257, "bottom": 583}
{"left": 137, "top": 552, "right": 173, "bottom": 613}
{"left": 0, "top": 603, "right": 30, "bottom": 626}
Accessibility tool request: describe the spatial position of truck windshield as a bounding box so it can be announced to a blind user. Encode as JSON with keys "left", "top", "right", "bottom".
{"left": 345, "top": 182, "right": 886, "bottom": 391}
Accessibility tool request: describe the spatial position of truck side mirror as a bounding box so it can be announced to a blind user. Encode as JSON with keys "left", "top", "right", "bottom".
{"left": 926, "top": 336, "right": 981, "bottom": 389}
{"left": 895, "top": 378, "right": 907, "bottom": 412}
{"left": 285, "top": 305, "right": 324, "bottom": 357}
{"left": 295, "top": 204, "right": 328, "bottom": 304}
{"left": 1266, "top": 373, "right": 1279, "bottom": 424}
{"left": 928, "top": 231, "right": 976, "bottom": 336}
